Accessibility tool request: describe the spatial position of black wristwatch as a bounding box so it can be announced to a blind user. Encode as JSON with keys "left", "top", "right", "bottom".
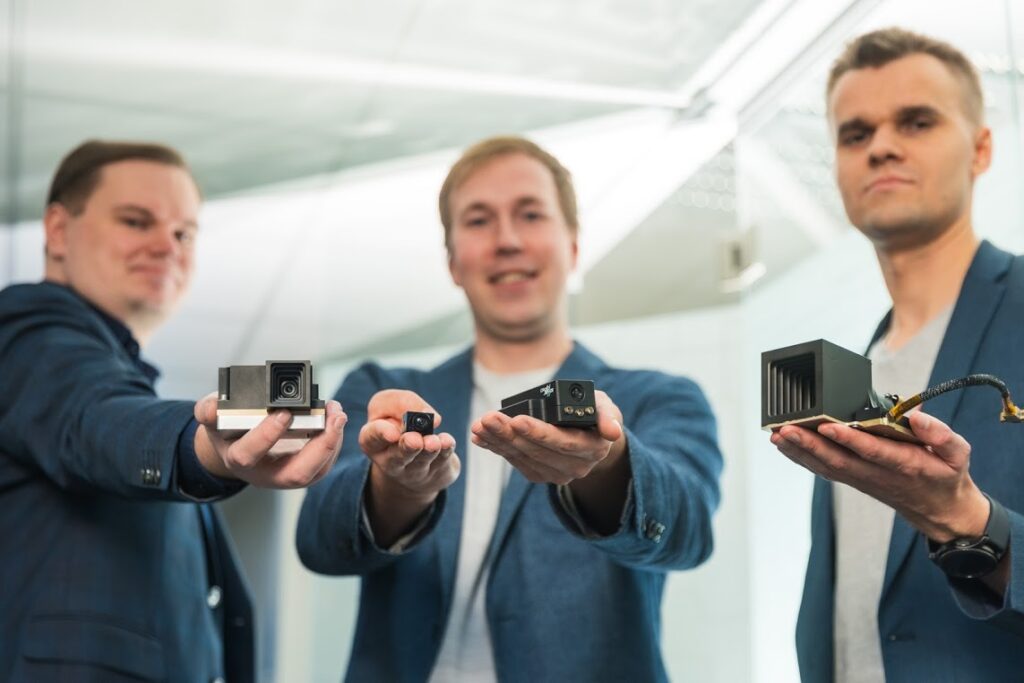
{"left": 928, "top": 494, "right": 1010, "bottom": 579}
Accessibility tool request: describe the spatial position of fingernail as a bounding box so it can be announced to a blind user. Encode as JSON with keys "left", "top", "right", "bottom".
{"left": 275, "top": 410, "right": 292, "bottom": 425}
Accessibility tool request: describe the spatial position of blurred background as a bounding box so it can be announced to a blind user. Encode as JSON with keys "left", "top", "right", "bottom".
{"left": 2, "top": 0, "right": 1022, "bottom": 680}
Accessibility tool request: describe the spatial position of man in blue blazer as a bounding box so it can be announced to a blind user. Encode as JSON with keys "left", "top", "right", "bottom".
{"left": 0, "top": 140, "right": 346, "bottom": 682}
{"left": 771, "top": 29, "right": 1024, "bottom": 681}
{"left": 297, "top": 136, "right": 722, "bottom": 681}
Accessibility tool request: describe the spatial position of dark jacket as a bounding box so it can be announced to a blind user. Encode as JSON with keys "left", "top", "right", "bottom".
{"left": 297, "top": 342, "right": 723, "bottom": 682}
{"left": 797, "top": 241, "right": 1024, "bottom": 681}
{"left": 0, "top": 282, "right": 253, "bottom": 683}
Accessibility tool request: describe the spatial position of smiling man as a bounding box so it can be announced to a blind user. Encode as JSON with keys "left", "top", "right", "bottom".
{"left": 0, "top": 140, "right": 346, "bottom": 682}
{"left": 297, "top": 136, "right": 722, "bottom": 682}
{"left": 770, "top": 29, "right": 1024, "bottom": 682}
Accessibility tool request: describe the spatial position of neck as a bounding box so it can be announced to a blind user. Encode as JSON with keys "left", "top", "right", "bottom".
{"left": 44, "top": 268, "right": 156, "bottom": 347}
{"left": 874, "top": 218, "right": 978, "bottom": 349}
{"left": 473, "top": 322, "right": 573, "bottom": 374}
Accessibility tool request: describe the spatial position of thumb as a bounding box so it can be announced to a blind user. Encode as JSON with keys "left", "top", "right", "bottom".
{"left": 908, "top": 410, "right": 970, "bottom": 466}
{"left": 194, "top": 392, "right": 218, "bottom": 425}
{"left": 598, "top": 416, "right": 624, "bottom": 444}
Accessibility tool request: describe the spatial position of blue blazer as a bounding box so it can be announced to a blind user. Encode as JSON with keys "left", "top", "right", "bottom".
{"left": 0, "top": 282, "right": 253, "bottom": 683}
{"left": 796, "top": 241, "right": 1024, "bottom": 681}
{"left": 297, "top": 342, "right": 722, "bottom": 682}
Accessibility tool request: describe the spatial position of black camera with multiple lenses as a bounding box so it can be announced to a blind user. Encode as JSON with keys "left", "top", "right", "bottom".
{"left": 500, "top": 379, "right": 597, "bottom": 429}
{"left": 402, "top": 411, "right": 435, "bottom": 436}
{"left": 216, "top": 360, "right": 326, "bottom": 438}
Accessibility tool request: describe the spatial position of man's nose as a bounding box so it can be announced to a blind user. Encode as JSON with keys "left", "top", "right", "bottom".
{"left": 867, "top": 124, "right": 905, "bottom": 167}
{"left": 494, "top": 215, "right": 523, "bottom": 252}
{"left": 148, "top": 225, "right": 178, "bottom": 256}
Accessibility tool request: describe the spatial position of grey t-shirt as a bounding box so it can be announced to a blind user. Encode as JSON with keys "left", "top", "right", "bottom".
{"left": 833, "top": 305, "right": 953, "bottom": 683}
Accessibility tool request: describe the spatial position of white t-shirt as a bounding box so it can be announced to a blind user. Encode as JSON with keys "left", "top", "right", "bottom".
{"left": 429, "top": 362, "right": 556, "bottom": 683}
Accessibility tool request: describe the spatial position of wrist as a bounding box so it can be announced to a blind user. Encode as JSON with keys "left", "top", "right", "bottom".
{"left": 926, "top": 482, "right": 990, "bottom": 543}
{"left": 369, "top": 464, "right": 437, "bottom": 508}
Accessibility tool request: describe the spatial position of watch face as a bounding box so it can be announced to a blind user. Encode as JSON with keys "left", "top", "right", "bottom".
{"left": 937, "top": 547, "right": 999, "bottom": 579}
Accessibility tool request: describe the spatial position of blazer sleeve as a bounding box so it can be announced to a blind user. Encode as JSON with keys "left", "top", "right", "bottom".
{"left": 948, "top": 506, "right": 1024, "bottom": 637}
{"left": 0, "top": 294, "right": 200, "bottom": 500}
{"left": 295, "top": 362, "right": 447, "bottom": 576}
{"left": 551, "top": 371, "right": 723, "bottom": 570}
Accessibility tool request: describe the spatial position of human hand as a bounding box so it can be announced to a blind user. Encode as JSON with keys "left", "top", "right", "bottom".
{"left": 360, "top": 389, "right": 460, "bottom": 506}
{"left": 771, "top": 410, "right": 989, "bottom": 542}
{"left": 193, "top": 393, "right": 347, "bottom": 489}
{"left": 471, "top": 390, "right": 626, "bottom": 485}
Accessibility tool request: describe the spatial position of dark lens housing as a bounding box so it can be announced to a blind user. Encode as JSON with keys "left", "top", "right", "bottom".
{"left": 268, "top": 361, "right": 311, "bottom": 407}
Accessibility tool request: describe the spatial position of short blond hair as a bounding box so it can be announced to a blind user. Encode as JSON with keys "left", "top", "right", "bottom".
{"left": 827, "top": 27, "right": 984, "bottom": 125}
{"left": 438, "top": 136, "right": 578, "bottom": 249}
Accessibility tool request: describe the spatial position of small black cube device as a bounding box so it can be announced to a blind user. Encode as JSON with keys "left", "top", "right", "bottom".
{"left": 500, "top": 379, "right": 597, "bottom": 429}
{"left": 216, "top": 360, "right": 326, "bottom": 439}
{"left": 402, "top": 411, "right": 435, "bottom": 436}
{"left": 761, "top": 339, "right": 918, "bottom": 443}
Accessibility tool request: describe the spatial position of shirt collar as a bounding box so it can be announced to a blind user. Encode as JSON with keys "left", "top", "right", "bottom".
{"left": 52, "top": 282, "right": 161, "bottom": 383}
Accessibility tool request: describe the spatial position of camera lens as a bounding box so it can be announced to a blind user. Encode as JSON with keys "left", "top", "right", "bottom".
{"left": 570, "top": 383, "right": 585, "bottom": 401}
{"left": 280, "top": 379, "right": 299, "bottom": 399}
{"left": 413, "top": 414, "right": 429, "bottom": 430}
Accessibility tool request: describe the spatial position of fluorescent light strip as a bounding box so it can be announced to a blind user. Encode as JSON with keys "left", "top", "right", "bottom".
{"left": 26, "top": 32, "right": 693, "bottom": 109}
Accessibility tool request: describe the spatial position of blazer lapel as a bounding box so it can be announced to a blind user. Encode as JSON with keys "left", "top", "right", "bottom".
{"left": 483, "top": 343, "right": 608, "bottom": 566}
{"left": 426, "top": 348, "right": 474, "bottom": 617}
{"left": 881, "top": 240, "right": 1012, "bottom": 599}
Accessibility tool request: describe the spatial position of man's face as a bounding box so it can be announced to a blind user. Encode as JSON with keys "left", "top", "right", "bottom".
{"left": 447, "top": 153, "right": 578, "bottom": 343}
{"left": 828, "top": 53, "right": 991, "bottom": 250}
{"left": 45, "top": 160, "right": 200, "bottom": 327}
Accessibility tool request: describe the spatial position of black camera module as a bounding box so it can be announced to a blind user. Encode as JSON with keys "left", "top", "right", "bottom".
{"left": 216, "top": 360, "right": 325, "bottom": 438}
{"left": 269, "top": 362, "right": 307, "bottom": 406}
{"left": 500, "top": 379, "right": 597, "bottom": 429}
{"left": 761, "top": 340, "right": 918, "bottom": 443}
{"left": 403, "top": 411, "right": 435, "bottom": 436}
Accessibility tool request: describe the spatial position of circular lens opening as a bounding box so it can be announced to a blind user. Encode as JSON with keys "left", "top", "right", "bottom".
{"left": 570, "top": 384, "right": 585, "bottom": 401}
{"left": 280, "top": 379, "right": 299, "bottom": 399}
{"left": 412, "top": 414, "right": 429, "bottom": 430}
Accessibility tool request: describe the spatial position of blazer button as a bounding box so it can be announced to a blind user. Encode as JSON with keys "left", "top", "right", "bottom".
{"left": 207, "top": 586, "right": 223, "bottom": 609}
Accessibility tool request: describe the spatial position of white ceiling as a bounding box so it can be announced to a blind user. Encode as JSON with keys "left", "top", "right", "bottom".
{"left": 3, "top": 0, "right": 1021, "bottom": 398}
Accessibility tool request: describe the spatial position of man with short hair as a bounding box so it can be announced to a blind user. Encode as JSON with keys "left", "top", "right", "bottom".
{"left": 0, "top": 140, "right": 347, "bottom": 682}
{"left": 771, "top": 28, "right": 1024, "bottom": 681}
{"left": 297, "top": 136, "right": 723, "bottom": 682}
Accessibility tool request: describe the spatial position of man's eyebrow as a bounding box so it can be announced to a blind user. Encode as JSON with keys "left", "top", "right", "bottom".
{"left": 458, "top": 201, "right": 493, "bottom": 217}
{"left": 836, "top": 117, "right": 872, "bottom": 137}
{"left": 112, "top": 203, "right": 198, "bottom": 229}
{"left": 112, "top": 203, "right": 155, "bottom": 215}
{"left": 896, "top": 104, "right": 941, "bottom": 120}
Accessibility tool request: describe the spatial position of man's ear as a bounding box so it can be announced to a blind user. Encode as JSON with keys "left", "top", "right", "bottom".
{"left": 448, "top": 248, "right": 463, "bottom": 288}
{"left": 971, "top": 125, "right": 993, "bottom": 178}
{"left": 43, "top": 203, "right": 72, "bottom": 262}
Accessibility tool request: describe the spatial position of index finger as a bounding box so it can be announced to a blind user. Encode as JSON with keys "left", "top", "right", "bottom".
{"left": 194, "top": 392, "right": 219, "bottom": 426}
{"left": 226, "top": 409, "right": 294, "bottom": 468}
{"left": 507, "top": 415, "right": 599, "bottom": 459}
{"left": 593, "top": 391, "right": 624, "bottom": 444}
{"left": 367, "top": 389, "right": 443, "bottom": 428}
{"left": 359, "top": 418, "right": 402, "bottom": 455}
